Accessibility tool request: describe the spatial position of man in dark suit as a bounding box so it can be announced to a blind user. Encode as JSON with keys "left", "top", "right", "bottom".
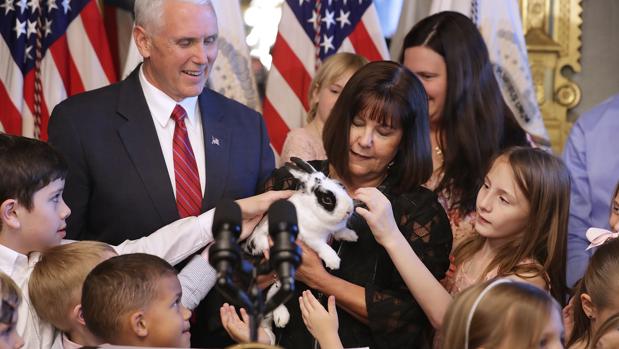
{"left": 48, "top": 0, "right": 275, "bottom": 244}
{"left": 49, "top": 1, "right": 275, "bottom": 347}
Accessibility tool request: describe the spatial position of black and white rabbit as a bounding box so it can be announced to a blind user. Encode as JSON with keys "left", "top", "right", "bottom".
{"left": 244, "top": 157, "right": 358, "bottom": 327}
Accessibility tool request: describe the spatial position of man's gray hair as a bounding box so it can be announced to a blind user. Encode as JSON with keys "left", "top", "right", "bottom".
{"left": 134, "top": 0, "right": 213, "bottom": 30}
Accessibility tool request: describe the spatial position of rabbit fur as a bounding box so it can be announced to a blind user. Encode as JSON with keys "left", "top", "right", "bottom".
{"left": 244, "top": 158, "right": 358, "bottom": 327}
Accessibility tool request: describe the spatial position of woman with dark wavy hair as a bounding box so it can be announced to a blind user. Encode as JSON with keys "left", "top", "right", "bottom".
{"left": 401, "top": 11, "right": 529, "bottom": 249}
{"left": 252, "top": 61, "right": 452, "bottom": 349}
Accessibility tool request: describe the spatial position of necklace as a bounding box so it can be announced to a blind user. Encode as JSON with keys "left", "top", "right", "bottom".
{"left": 434, "top": 146, "right": 443, "bottom": 158}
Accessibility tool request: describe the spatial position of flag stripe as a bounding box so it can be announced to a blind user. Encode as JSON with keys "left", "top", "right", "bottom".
{"left": 278, "top": 3, "right": 316, "bottom": 74}
{"left": 0, "top": 38, "right": 25, "bottom": 114}
{"left": 66, "top": 16, "right": 111, "bottom": 91}
{"left": 271, "top": 34, "right": 312, "bottom": 111}
{"left": 41, "top": 52, "right": 68, "bottom": 116}
{"left": 79, "top": 1, "right": 117, "bottom": 82}
{"left": 263, "top": 97, "right": 291, "bottom": 152}
{"left": 348, "top": 22, "right": 382, "bottom": 61}
{"left": 49, "top": 35, "right": 86, "bottom": 96}
{"left": 0, "top": 84, "right": 22, "bottom": 134}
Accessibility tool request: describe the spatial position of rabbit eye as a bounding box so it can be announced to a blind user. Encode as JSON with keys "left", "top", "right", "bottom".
{"left": 316, "top": 190, "right": 336, "bottom": 212}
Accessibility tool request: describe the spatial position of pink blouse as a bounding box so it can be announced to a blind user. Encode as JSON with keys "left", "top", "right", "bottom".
{"left": 279, "top": 127, "right": 326, "bottom": 164}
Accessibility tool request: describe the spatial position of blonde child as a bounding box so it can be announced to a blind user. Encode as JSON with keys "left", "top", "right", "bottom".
{"left": 0, "top": 272, "right": 23, "bottom": 349}
{"left": 441, "top": 278, "right": 564, "bottom": 349}
{"left": 279, "top": 52, "right": 367, "bottom": 163}
{"left": 355, "top": 147, "right": 568, "bottom": 329}
{"left": 29, "top": 241, "right": 116, "bottom": 349}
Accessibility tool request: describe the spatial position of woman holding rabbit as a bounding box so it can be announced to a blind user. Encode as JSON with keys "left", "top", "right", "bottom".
{"left": 255, "top": 61, "right": 452, "bottom": 349}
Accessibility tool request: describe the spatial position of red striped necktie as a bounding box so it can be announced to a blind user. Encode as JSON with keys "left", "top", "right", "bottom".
{"left": 171, "top": 104, "right": 202, "bottom": 218}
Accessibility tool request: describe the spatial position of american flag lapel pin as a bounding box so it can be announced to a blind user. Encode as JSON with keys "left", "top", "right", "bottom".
{"left": 211, "top": 136, "right": 220, "bottom": 146}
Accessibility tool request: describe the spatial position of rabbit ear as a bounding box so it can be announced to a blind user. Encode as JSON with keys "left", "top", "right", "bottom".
{"left": 290, "top": 157, "right": 317, "bottom": 174}
{"left": 287, "top": 166, "right": 311, "bottom": 184}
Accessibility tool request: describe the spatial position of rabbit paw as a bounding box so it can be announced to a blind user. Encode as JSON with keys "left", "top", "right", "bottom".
{"left": 333, "top": 228, "right": 358, "bottom": 242}
{"left": 318, "top": 248, "right": 341, "bottom": 270}
{"left": 273, "top": 305, "right": 290, "bottom": 328}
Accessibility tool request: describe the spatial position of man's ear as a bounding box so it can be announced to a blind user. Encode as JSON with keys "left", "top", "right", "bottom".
{"left": 133, "top": 25, "right": 152, "bottom": 59}
{"left": 72, "top": 304, "right": 86, "bottom": 327}
{"left": 580, "top": 293, "right": 598, "bottom": 321}
{"left": 129, "top": 311, "right": 148, "bottom": 338}
{"left": 0, "top": 199, "right": 21, "bottom": 230}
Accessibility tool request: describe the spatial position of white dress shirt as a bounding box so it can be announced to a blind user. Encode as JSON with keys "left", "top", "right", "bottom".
{"left": 1, "top": 210, "right": 216, "bottom": 349}
{"left": 139, "top": 67, "right": 206, "bottom": 197}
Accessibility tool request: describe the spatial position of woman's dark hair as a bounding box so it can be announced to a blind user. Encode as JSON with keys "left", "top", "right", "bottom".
{"left": 323, "top": 61, "right": 432, "bottom": 194}
{"left": 401, "top": 11, "right": 528, "bottom": 214}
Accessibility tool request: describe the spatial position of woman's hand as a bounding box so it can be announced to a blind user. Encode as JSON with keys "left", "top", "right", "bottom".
{"left": 353, "top": 187, "right": 401, "bottom": 247}
{"left": 299, "top": 291, "right": 343, "bottom": 349}
{"left": 236, "top": 190, "right": 295, "bottom": 240}
{"left": 295, "top": 241, "right": 329, "bottom": 290}
{"left": 220, "top": 303, "right": 272, "bottom": 344}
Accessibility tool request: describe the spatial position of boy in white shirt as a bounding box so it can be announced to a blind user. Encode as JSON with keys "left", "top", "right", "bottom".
{"left": 0, "top": 133, "right": 288, "bottom": 348}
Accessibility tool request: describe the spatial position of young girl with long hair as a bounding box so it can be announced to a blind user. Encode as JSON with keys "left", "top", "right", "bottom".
{"left": 356, "top": 147, "right": 568, "bottom": 330}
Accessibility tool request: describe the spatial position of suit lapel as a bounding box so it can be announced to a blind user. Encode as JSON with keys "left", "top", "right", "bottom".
{"left": 199, "top": 90, "right": 230, "bottom": 210}
{"left": 116, "top": 70, "right": 179, "bottom": 223}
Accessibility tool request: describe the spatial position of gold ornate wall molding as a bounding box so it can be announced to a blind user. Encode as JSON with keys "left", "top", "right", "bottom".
{"left": 520, "top": 0, "right": 583, "bottom": 153}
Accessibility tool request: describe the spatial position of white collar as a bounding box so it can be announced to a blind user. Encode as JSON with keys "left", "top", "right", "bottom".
{"left": 0, "top": 243, "right": 28, "bottom": 276}
{"left": 139, "top": 66, "right": 199, "bottom": 127}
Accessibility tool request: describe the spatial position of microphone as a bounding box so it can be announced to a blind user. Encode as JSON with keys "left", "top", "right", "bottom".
{"left": 266, "top": 200, "right": 301, "bottom": 311}
{"left": 209, "top": 200, "right": 242, "bottom": 277}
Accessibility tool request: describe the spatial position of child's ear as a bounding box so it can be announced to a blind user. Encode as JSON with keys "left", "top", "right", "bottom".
{"left": 129, "top": 311, "right": 148, "bottom": 338}
{"left": 0, "top": 199, "right": 21, "bottom": 229}
{"left": 580, "top": 293, "right": 598, "bottom": 321}
{"left": 72, "top": 304, "right": 86, "bottom": 326}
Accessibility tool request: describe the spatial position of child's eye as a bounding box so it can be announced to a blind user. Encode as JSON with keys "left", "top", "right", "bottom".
{"left": 329, "top": 87, "right": 340, "bottom": 94}
{"left": 499, "top": 196, "right": 510, "bottom": 205}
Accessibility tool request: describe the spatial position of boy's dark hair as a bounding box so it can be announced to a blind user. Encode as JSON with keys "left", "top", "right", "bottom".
{"left": 0, "top": 133, "right": 68, "bottom": 210}
{"left": 81, "top": 253, "right": 178, "bottom": 343}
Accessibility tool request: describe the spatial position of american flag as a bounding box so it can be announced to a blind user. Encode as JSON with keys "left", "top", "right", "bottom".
{"left": 0, "top": 0, "right": 116, "bottom": 140}
{"left": 263, "top": 0, "right": 389, "bottom": 153}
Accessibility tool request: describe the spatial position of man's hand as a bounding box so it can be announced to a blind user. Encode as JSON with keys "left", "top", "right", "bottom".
{"left": 236, "top": 190, "right": 295, "bottom": 240}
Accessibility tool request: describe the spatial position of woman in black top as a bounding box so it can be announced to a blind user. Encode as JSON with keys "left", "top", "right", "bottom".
{"left": 270, "top": 61, "right": 452, "bottom": 349}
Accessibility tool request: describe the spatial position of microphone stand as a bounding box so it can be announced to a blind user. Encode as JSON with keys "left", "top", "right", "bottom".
{"left": 210, "top": 200, "right": 301, "bottom": 349}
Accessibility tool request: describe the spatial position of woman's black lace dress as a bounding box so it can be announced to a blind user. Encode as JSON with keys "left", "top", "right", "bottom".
{"left": 268, "top": 160, "right": 452, "bottom": 349}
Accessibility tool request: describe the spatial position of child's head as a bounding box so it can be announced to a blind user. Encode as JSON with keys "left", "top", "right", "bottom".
{"left": 441, "top": 279, "right": 563, "bottom": 349}
{"left": 0, "top": 134, "right": 70, "bottom": 254}
{"left": 610, "top": 181, "right": 619, "bottom": 232}
{"left": 29, "top": 241, "right": 117, "bottom": 335}
{"left": 569, "top": 238, "right": 619, "bottom": 347}
{"left": 456, "top": 147, "right": 569, "bottom": 304}
{"left": 591, "top": 313, "right": 619, "bottom": 349}
{"left": 0, "top": 272, "right": 23, "bottom": 349}
{"left": 81, "top": 253, "right": 191, "bottom": 348}
{"left": 307, "top": 52, "right": 368, "bottom": 123}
